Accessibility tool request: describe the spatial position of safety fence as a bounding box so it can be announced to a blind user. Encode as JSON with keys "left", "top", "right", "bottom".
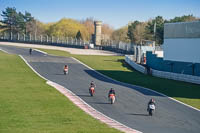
{"left": 0, "top": 32, "right": 133, "bottom": 54}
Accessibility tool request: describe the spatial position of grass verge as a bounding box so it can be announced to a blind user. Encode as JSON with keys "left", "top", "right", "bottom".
{"left": 0, "top": 51, "right": 121, "bottom": 133}
{"left": 38, "top": 48, "right": 200, "bottom": 110}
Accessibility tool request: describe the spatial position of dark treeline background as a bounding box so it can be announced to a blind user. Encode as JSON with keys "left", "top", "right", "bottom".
{"left": 0, "top": 7, "right": 199, "bottom": 45}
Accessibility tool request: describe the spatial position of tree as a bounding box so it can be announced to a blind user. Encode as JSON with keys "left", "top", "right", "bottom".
{"left": 1, "top": 7, "right": 35, "bottom": 38}
{"left": 1, "top": 7, "right": 19, "bottom": 39}
{"left": 168, "top": 15, "right": 199, "bottom": 23}
{"left": 23, "top": 11, "right": 34, "bottom": 34}
{"left": 127, "top": 21, "right": 140, "bottom": 44}
{"left": 101, "top": 23, "right": 114, "bottom": 40}
{"left": 76, "top": 30, "right": 82, "bottom": 40}
{"left": 80, "top": 17, "right": 95, "bottom": 40}
{"left": 145, "top": 16, "right": 164, "bottom": 45}
{"left": 47, "top": 18, "right": 89, "bottom": 40}
{"left": 111, "top": 26, "right": 130, "bottom": 43}
{"left": 133, "top": 22, "right": 147, "bottom": 44}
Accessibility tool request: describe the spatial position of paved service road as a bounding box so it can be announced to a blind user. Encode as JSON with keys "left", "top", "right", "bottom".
{"left": 1, "top": 45, "right": 200, "bottom": 133}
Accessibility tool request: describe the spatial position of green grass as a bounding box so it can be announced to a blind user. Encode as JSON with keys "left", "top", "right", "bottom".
{"left": 0, "top": 51, "right": 121, "bottom": 133}
{"left": 38, "top": 48, "right": 200, "bottom": 109}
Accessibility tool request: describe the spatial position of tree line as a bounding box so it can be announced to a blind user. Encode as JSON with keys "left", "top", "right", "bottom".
{"left": 0, "top": 7, "right": 199, "bottom": 45}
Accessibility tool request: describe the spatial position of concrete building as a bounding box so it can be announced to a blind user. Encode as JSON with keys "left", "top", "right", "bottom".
{"left": 146, "top": 21, "right": 200, "bottom": 76}
{"left": 163, "top": 21, "right": 200, "bottom": 63}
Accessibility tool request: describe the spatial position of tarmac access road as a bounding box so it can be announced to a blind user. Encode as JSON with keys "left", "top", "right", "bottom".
{"left": 1, "top": 45, "right": 200, "bottom": 133}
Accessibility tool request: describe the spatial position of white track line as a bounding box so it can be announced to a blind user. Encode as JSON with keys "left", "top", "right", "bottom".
{"left": 33, "top": 49, "right": 47, "bottom": 54}
{"left": 19, "top": 54, "right": 142, "bottom": 133}
{"left": 71, "top": 57, "right": 200, "bottom": 112}
{"left": 0, "top": 48, "right": 10, "bottom": 54}
{"left": 19, "top": 55, "right": 48, "bottom": 81}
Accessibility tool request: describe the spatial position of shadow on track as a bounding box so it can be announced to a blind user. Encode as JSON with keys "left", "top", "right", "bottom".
{"left": 84, "top": 69, "right": 164, "bottom": 97}
{"left": 127, "top": 113, "right": 149, "bottom": 116}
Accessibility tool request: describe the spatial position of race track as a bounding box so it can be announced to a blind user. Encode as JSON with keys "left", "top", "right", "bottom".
{"left": 1, "top": 45, "right": 200, "bottom": 133}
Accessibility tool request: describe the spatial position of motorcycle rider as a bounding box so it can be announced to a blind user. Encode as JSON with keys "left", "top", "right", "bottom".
{"left": 29, "top": 48, "right": 32, "bottom": 55}
{"left": 90, "top": 81, "right": 96, "bottom": 88}
{"left": 108, "top": 88, "right": 115, "bottom": 97}
{"left": 89, "top": 81, "right": 95, "bottom": 96}
{"left": 147, "top": 98, "right": 156, "bottom": 111}
{"left": 148, "top": 98, "right": 155, "bottom": 105}
{"left": 63, "top": 65, "right": 68, "bottom": 74}
{"left": 108, "top": 88, "right": 116, "bottom": 103}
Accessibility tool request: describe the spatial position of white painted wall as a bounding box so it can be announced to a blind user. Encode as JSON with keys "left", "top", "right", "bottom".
{"left": 155, "top": 51, "right": 163, "bottom": 57}
{"left": 163, "top": 38, "right": 200, "bottom": 63}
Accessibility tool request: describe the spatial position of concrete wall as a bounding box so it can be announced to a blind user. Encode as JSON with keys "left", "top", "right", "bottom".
{"left": 147, "top": 51, "right": 200, "bottom": 76}
{"left": 163, "top": 21, "right": 200, "bottom": 63}
{"left": 164, "top": 21, "right": 200, "bottom": 39}
{"left": 125, "top": 55, "right": 146, "bottom": 74}
{"left": 125, "top": 54, "right": 200, "bottom": 85}
{"left": 164, "top": 38, "right": 200, "bottom": 63}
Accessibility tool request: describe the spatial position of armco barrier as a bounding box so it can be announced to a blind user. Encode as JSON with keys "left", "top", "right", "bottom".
{"left": 151, "top": 69, "right": 200, "bottom": 85}
{"left": 125, "top": 55, "right": 146, "bottom": 74}
{"left": 125, "top": 55, "right": 200, "bottom": 85}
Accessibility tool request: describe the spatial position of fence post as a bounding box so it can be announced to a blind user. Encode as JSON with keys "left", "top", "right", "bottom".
{"left": 56, "top": 37, "right": 59, "bottom": 44}
{"left": 61, "top": 37, "right": 63, "bottom": 44}
{"left": 34, "top": 32, "right": 37, "bottom": 42}
{"left": 51, "top": 36, "right": 53, "bottom": 43}
{"left": 71, "top": 37, "right": 73, "bottom": 44}
{"left": 23, "top": 34, "right": 25, "bottom": 41}
{"left": 30, "top": 34, "right": 32, "bottom": 42}
{"left": 10, "top": 32, "right": 13, "bottom": 41}
{"left": 40, "top": 35, "right": 43, "bottom": 42}
{"left": 46, "top": 35, "right": 48, "bottom": 43}
{"left": 66, "top": 37, "right": 68, "bottom": 44}
{"left": 17, "top": 33, "right": 19, "bottom": 41}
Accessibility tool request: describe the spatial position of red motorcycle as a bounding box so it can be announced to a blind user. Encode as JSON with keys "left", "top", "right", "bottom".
{"left": 109, "top": 94, "right": 115, "bottom": 104}
{"left": 89, "top": 86, "right": 95, "bottom": 96}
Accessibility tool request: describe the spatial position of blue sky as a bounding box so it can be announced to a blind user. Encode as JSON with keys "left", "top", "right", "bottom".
{"left": 0, "top": 0, "right": 199, "bottom": 29}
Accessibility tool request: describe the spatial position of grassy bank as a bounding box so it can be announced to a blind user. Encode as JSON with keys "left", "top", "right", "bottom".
{"left": 0, "top": 51, "right": 121, "bottom": 133}
{"left": 39, "top": 49, "right": 200, "bottom": 109}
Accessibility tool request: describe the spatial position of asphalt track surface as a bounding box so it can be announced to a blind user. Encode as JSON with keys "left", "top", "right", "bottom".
{"left": 1, "top": 45, "right": 200, "bottom": 133}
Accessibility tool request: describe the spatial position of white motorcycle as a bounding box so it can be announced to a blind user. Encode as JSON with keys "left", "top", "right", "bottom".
{"left": 148, "top": 103, "right": 155, "bottom": 116}
{"left": 64, "top": 68, "right": 68, "bottom": 75}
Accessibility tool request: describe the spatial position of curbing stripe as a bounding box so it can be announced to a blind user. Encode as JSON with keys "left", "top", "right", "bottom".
{"left": 19, "top": 54, "right": 142, "bottom": 133}
{"left": 47, "top": 81, "right": 142, "bottom": 133}
{"left": 71, "top": 57, "right": 200, "bottom": 112}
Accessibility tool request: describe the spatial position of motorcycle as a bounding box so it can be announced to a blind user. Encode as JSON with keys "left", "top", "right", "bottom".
{"left": 64, "top": 68, "right": 68, "bottom": 75}
{"left": 89, "top": 86, "right": 95, "bottom": 96}
{"left": 109, "top": 94, "right": 115, "bottom": 104}
{"left": 148, "top": 103, "right": 155, "bottom": 116}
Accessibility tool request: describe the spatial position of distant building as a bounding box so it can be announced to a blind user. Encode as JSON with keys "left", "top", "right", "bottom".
{"left": 163, "top": 21, "right": 200, "bottom": 63}
{"left": 146, "top": 21, "right": 200, "bottom": 76}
